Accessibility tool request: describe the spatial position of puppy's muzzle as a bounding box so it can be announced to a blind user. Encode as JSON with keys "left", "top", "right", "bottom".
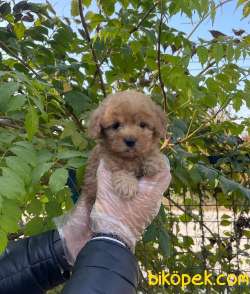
{"left": 124, "top": 138, "right": 136, "bottom": 148}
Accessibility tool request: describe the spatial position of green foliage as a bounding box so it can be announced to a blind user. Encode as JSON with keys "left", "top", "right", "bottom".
{"left": 25, "top": 106, "right": 39, "bottom": 140}
{"left": 0, "top": 0, "right": 250, "bottom": 292}
{"left": 49, "top": 168, "right": 68, "bottom": 194}
{"left": 238, "top": 0, "right": 250, "bottom": 17}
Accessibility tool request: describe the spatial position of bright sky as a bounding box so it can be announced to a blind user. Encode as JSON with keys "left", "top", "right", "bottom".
{"left": 32, "top": 0, "right": 250, "bottom": 119}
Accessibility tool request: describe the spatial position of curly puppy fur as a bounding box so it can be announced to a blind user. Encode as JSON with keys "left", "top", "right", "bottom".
{"left": 81, "top": 90, "right": 167, "bottom": 204}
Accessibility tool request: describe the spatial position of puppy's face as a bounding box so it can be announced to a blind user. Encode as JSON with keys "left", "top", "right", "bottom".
{"left": 101, "top": 106, "right": 156, "bottom": 158}
{"left": 88, "top": 90, "right": 166, "bottom": 159}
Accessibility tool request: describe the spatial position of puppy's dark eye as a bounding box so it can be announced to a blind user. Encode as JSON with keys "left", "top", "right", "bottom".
{"left": 112, "top": 122, "right": 120, "bottom": 130}
{"left": 140, "top": 122, "right": 147, "bottom": 128}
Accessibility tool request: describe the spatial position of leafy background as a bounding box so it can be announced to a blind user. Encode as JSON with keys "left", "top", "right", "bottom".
{"left": 0, "top": 0, "right": 250, "bottom": 293}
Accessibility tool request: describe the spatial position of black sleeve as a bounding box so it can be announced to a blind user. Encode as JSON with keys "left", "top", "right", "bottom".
{"left": 62, "top": 238, "right": 139, "bottom": 294}
{"left": 0, "top": 230, "right": 71, "bottom": 294}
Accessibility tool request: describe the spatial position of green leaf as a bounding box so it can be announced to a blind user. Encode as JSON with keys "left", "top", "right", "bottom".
{"left": 0, "top": 175, "right": 26, "bottom": 199}
{"left": 143, "top": 223, "right": 158, "bottom": 243}
{"left": 37, "top": 150, "right": 53, "bottom": 163}
{"left": 86, "top": 12, "right": 105, "bottom": 29}
{"left": 243, "top": 3, "right": 250, "bottom": 17}
{"left": 71, "top": 131, "right": 87, "bottom": 149}
{"left": 64, "top": 91, "right": 90, "bottom": 116}
{"left": 10, "top": 146, "right": 37, "bottom": 167}
{"left": 49, "top": 168, "right": 68, "bottom": 193}
{"left": 237, "top": 0, "right": 248, "bottom": 8}
{"left": 86, "top": 12, "right": 105, "bottom": 23}
{"left": 210, "top": 1, "right": 216, "bottom": 24}
{"left": 221, "top": 219, "right": 231, "bottom": 226}
{"left": 26, "top": 199, "right": 43, "bottom": 215}
{"left": 25, "top": 106, "right": 39, "bottom": 140}
{"left": 66, "top": 157, "right": 86, "bottom": 168}
{"left": 0, "top": 131, "right": 16, "bottom": 145}
{"left": 179, "top": 213, "right": 192, "bottom": 222}
{"left": 234, "top": 46, "right": 241, "bottom": 60}
{"left": 212, "top": 43, "right": 224, "bottom": 63}
{"left": 46, "top": 200, "right": 62, "bottom": 217}
{"left": 182, "top": 236, "right": 194, "bottom": 248}
{"left": 5, "top": 156, "right": 32, "bottom": 184}
{"left": 27, "top": 26, "right": 48, "bottom": 41}
{"left": 197, "top": 46, "right": 208, "bottom": 65}
{"left": 1, "top": 167, "right": 25, "bottom": 189}
{"left": 14, "top": 141, "right": 34, "bottom": 150}
{"left": 0, "top": 82, "right": 19, "bottom": 112}
{"left": 196, "top": 163, "right": 218, "bottom": 182}
{"left": 233, "top": 92, "right": 243, "bottom": 111}
{"left": 245, "top": 82, "right": 250, "bottom": 108}
{"left": 226, "top": 45, "right": 234, "bottom": 61}
{"left": 32, "top": 162, "right": 53, "bottom": 184}
{"left": 0, "top": 2, "right": 11, "bottom": 17}
{"left": 189, "top": 166, "right": 203, "bottom": 185}
{"left": 174, "top": 165, "right": 191, "bottom": 186}
{"left": 0, "top": 214, "right": 19, "bottom": 232}
{"left": 71, "top": 0, "right": 79, "bottom": 16}
{"left": 83, "top": 0, "right": 92, "bottom": 7}
{"left": 159, "top": 229, "right": 171, "bottom": 257}
{"left": 3, "top": 199, "right": 21, "bottom": 218}
{"left": 0, "top": 230, "right": 7, "bottom": 254}
{"left": 25, "top": 217, "right": 45, "bottom": 235}
{"left": 219, "top": 176, "right": 250, "bottom": 201}
{"left": 99, "top": 0, "right": 115, "bottom": 15}
{"left": 14, "top": 22, "right": 26, "bottom": 39}
{"left": 57, "top": 150, "right": 86, "bottom": 160}
{"left": 243, "top": 230, "right": 250, "bottom": 238}
{"left": 119, "top": 0, "right": 129, "bottom": 8}
{"left": 7, "top": 95, "right": 26, "bottom": 112}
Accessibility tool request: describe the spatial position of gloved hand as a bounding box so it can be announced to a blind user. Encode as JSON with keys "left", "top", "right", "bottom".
{"left": 90, "top": 157, "right": 171, "bottom": 251}
{"left": 54, "top": 196, "right": 93, "bottom": 265}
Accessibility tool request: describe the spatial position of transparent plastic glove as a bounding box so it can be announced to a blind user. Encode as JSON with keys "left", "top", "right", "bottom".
{"left": 90, "top": 157, "right": 171, "bottom": 251}
{"left": 54, "top": 196, "right": 93, "bottom": 265}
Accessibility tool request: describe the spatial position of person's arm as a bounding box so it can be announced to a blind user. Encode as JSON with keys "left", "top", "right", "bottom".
{"left": 62, "top": 158, "right": 171, "bottom": 294}
{"left": 0, "top": 231, "right": 138, "bottom": 294}
{"left": 0, "top": 191, "right": 93, "bottom": 294}
{"left": 0, "top": 230, "right": 71, "bottom": 294}
{"left": 62, "top": 238, "right": 138, "bottom": 294}
{"left": 0, "top": 157, "right": 170, "bottom": 294}
{"left": 0, "top": 187, "right": 93, "bottom": 294}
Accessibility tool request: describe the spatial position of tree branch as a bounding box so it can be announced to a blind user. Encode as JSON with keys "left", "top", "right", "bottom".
{"left": 196, "top": 60, "right": 216, "bottom": 77}
{"left": 0, "top": 117, "right": 62, "bottom": 137}
{"left": 0, "top": 41, "right": 42, "bottom": 80}
{"left": 129, "top": 2, "right": 157, "bottom": 34}
{"left": 64, "top": 106, "right": 86, "bottom": 133}
{"left": 175, "top": 0, "right": 233, "bottom": 57}
{"left": 186, "top": 0, "right": 233, "bottom": 41}
{"left": 90, "top": 48, "right": 112, "bottom": 87}
{"left": 78, "top": 0, "right": 106, "bottom": 97}
{"left": 157, "top": 4, "right": 167, "bottom": 113}
{"left": 176, "top": 97, "right": 231, "bottom": 145}
{"left": 0, "top": 117, "right": 23, "bottom": 129}
{"left": 0, "top": 40, "right": 86, "bottom": 134}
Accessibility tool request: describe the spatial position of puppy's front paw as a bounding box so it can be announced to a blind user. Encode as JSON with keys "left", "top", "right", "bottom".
{"left": 142, "top": 154, "right": 166, "bottom": 177}
{"left": 112, "top": 171, "right": 138, "bottom": 200}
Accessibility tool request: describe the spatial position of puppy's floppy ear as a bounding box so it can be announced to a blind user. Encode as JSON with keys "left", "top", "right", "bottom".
{"left": 153, "top": 104, "right": 167, "bottom": 139}
{"left": 87, "top": 104, "right": 105, "bottom": 139}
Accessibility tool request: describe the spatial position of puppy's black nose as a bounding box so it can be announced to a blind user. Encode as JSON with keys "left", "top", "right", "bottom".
{"left": 124, "top": 138, "right": 136, "bottom": 147}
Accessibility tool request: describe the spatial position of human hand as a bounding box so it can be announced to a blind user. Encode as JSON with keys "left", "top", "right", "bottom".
{"left": 54, "top": 196, "right": 93, "bottom": 265}
{"left": 90, "top": 157, "right": 171, "bottom": 250}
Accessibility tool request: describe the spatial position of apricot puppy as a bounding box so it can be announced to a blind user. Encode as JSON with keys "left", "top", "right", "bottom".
{"left": 81, "top": 90, "right": 167, "bottom": 203}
